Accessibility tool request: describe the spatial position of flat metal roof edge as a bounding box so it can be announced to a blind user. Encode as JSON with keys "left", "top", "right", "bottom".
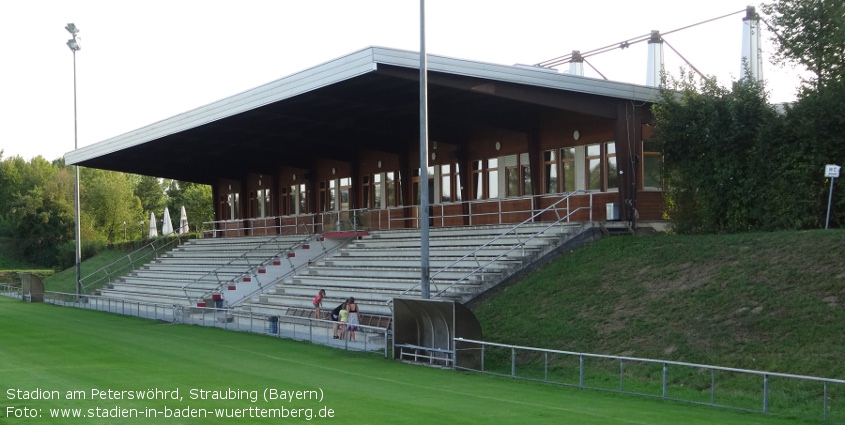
{"left": 67, "top": 47, "right": 381, "bottom": 164}
{"left": 67, "top": 46, "right": 659, "bottom": 164}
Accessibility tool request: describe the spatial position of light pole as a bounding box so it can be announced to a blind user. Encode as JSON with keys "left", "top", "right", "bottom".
{"left": 66, "top": 23, "right": 82, "bottom": 296}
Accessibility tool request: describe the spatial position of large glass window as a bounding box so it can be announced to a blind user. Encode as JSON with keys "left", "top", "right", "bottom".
{"left": 373, "top": 174, "right": 382, "bottom": 208}
{"left": 319, "top": 182, "right": 327, "bottom": 212}
{"left": 227, "top": 193, "right": 240, "bottom": 219}
{"left": 454, "top": 163, "right": 462, "bottom": 202}
{"left": 472, "top": 161, "right": 484, "bottom": 200}
{"left": 505, "top": 154, "right": 532, "bottom": 198}
{"left": 441, "top": 164, "right": 452, "bottom": 202}
{"left": 487, "top": 158, "right": 498, "bottom": 198}
{"left": 561, "top": 147, "right": 576, "bottom": 192}
{"left": 606, "top": 142, "right": 618, "bottom": 190}
{"left": 339, "top": 177, "right": 351, "bottom": 210}
{"left": 297, "top": 183, "right": 307, "bottom": 214}
{"left": 544, "top": 150, "right": 558, "bottom": 193}
{"left": 386, "top": 172, "right": 396, "bottom": 207}
{"left": 587, "top": 144, "right": 602, "bottom": 191}
{"left": 643, "top": 140, "right": 663, "bottom": 189}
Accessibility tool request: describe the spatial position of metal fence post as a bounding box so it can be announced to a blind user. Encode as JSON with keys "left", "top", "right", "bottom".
{"left": 544, "top": 352, "right": 548, "bottom": 382}
{"left": 619, "top": 360, "right": 624, "bottom": 391}
{"left": 824, "top": 382, "right": 828, "bottom": 422}
{"left": 662, "top": 363, "right": 668, "bottom": 399}
{"left": 763, "top": 374, "right": 769, "bottom": 414}
{"left": 711, "top": 369, "right": 716, "bottom": 405}
{"left": 511, "top": 347, "right": 516, "bottom": 378}
{"left": 579, "top": 355, "right": 584, "bottom": 389}
{"left": 481, "top": 345, "right": 485, "bottom": 372}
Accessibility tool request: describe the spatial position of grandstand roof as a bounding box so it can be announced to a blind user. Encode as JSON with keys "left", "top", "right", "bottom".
{"left": 65, "top": 46, "right": 658, "bottom": 183}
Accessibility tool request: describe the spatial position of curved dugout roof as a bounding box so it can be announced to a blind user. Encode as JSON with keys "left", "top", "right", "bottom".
{"left": 66, "top": 46, "right": 658, "bottom": 184}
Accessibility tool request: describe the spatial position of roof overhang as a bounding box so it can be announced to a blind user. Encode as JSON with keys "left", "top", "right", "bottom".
{"left": 66, "top": 46, "right": 658, "bottom": 183}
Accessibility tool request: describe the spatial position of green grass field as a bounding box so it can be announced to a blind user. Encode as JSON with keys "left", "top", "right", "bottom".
{"left": 0, "top": 297, "right": 816, "bottom": 425}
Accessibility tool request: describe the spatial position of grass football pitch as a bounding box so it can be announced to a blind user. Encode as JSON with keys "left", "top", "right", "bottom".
{"left": 0, "top": 297, "right": 814, "bottom": 424}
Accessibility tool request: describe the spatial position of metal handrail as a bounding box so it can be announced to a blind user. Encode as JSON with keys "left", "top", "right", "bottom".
{"left": 392, "top": 191, "right": 592, "bottom": 301}
{"left": 199, "top": 192, "right": 599, "bottom": 236}
{"left": 226, "top": 233, "right": 358, "bottom": 307}
{"left": 79, "top": 235, "right": 185, "bottom": 293}
{"left": 181, "top": 233, "right": 315, "bottom": 303}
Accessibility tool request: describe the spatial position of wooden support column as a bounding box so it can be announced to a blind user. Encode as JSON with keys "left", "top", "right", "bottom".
{"left": 614, "top": 101, "right": 643, "bottom": 226}
{"left": 527, "top": 128, "right": 542, "bottom": 212}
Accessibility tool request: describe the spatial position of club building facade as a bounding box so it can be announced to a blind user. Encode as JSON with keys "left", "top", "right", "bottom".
{"left": 67, "top": 47, "right": 665, "bottom": 236}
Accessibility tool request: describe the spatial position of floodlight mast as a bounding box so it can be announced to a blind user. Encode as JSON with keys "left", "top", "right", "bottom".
{"left": 65, "top": 23, "right": 82, "bottom": 297}
{"left": 419, "top": 0, "right": 430, "bottom": 299}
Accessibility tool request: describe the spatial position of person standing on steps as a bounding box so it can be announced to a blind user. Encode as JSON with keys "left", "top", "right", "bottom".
{"left": 331, "top": 301, "right": 345, "bottom": 339}
{"left": 346, "top": 297, "right": 360, "bottom": 342}
{"left": 338, "top": 301, "right": 349, "bottom": 340}
{"left": 312, "top": 289, "right": 326, "bottom": 319}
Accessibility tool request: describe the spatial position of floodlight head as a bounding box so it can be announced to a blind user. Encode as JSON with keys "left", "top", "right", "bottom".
{"left": 66, "top": 38, "right": 81, "bottom": 52}
{"left": 65, "top": 23, "right": 79, "bottom": 35}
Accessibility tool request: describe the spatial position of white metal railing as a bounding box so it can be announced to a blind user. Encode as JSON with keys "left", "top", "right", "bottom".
{"left": 392, "top": 191, "right": 593, "bottom": 301}
{"left": 225, "top": 233, "right": 358, "bottom": 307}
{"left": 79, "top": 236, "right": 185, "bottom": 294}
{"left": 181, "top": 234, "right": 315, "bottom": 304}
{"left": 200, "top": 192, "right": 597, "bottom": 237}
{"left": 454, "top": 337, "right": 845, "bottom": 422}
{"left": 39, "top": 291, "right": 389, "bottom": 357}
{"left": 1, "top": 283, "right": 22, "bottom": 299}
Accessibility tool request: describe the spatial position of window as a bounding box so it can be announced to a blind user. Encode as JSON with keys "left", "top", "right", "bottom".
{"left": 586, "top": 143, "right": 617, "bottom": 191}
{"left": 386, "top": 172, "right": 397, "bottom": 207}
{"left": 279, "top": 187, "right": 290, "bottom": 216}
{"left": 606, "top": 142, "right": 618, "bottom": 190}
{"left": 319, "top": 181, "right": 327, "bottom": 212}
{"left": 339, "top": 177, "right": 351, "bottom": 210}
{"left": 441, "top": 164, "right": 452, "bottom": 202}
{"left": 643, "top": 140, "right": 663, "bottom": 189}
{"left": 373, "top": 174, "right": 382, "bottom": 208}
{"left": 487, "top": 158, "right": 498, "bottom": 198}
{"left": 227, "top": 193, "right": 240, "bottom": 219}
{"left": 543, "top": 150, "right": 558, "bottom": 193}
{"left": 561, "top": 147, "right": 576, "bottom": 192}
{"left": 472, "top": 160, "right": 484, "bottom": 200}
{"left": 587, "top": 144, "right": 602, "bottom": 191}
{"left": 252, "top": 189, "right": 270, "bottom": 217}
{"left": 297, "top": 183, "right": 307, "bottom": 214}
{"left": 505, "top": 154, "right": 532, "bottom": 197}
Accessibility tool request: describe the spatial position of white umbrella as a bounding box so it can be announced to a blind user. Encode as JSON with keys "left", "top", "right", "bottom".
{"left": 162, "top": 207, "right": 174, "bottom": 236}
{"left": 148, "top": 212, "right": 158, "bottom": 238}
{"left": 179, "top": 205, "right": 189, "bottom": 235}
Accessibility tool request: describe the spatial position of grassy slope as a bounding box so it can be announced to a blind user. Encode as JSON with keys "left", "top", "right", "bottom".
{"left": 43, "top": 248, "right": 137, "bottom": 293}
{"left": 0, "top": 297, "right": 807, "bottom": 425}
{"left": 473, "top": 230, "right": 845, "bottom": 379}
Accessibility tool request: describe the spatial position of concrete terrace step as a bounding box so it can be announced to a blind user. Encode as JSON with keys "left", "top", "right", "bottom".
{"left": 132, "top": 270, "right": 244, "bottom": 280}
{"left": 185, "top": 235, "right": 307, "bottom": 246}
{"left": 96, "top": 289, "right": 194, "bottom": 306}
{"left": 108, "top": 283, "right": 209, "bottom": 298}
{"left": 334, "top": 246, "right": 542, "bottom": 258}
{"left": 286, "top": 275, "right": 481, "bottom": 294}
{"left": 119, "top": 276, "right": 224, "bottom": 289}
{"left": 318, "top": 256, "right": 523, "bottom": 269}
{"left": 299, "top": 265, "right": 502, "bottom": 280}
{"left": 142, "top": 264, "right": 253, "bottom": 274}
{"left": 349, "top": 235, "right": 556, "bottom": 249}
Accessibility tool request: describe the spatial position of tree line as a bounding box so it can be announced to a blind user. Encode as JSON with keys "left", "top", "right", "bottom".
{"left": 652, "top": 0, "right": 845, "bottom": 233}
{"left": 0, "top": 155, "right": 213, "bottom": 269}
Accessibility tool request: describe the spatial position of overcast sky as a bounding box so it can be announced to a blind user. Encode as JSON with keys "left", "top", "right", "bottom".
{"left": 0, "top": 0, "right": 807, "bottom": 162}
